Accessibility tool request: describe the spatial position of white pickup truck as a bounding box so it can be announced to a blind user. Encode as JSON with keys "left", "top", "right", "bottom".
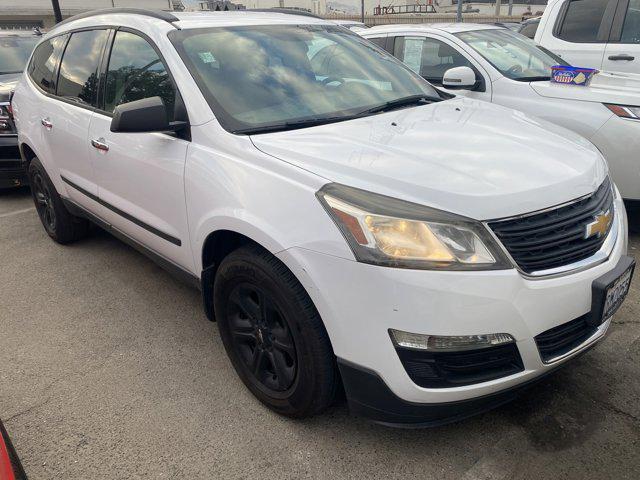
{"left": 535, "top": 0, "right": 640, "bottom": 74}
{"left": 361, "top": 24, "right": 640, "bottom": 202}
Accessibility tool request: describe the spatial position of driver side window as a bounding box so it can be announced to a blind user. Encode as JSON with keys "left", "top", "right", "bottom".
{"left": 103, "top": 31, "right": 176, "bottom": 120}
{"left": 392, "top": 36, "right": 473, "bottom": 86}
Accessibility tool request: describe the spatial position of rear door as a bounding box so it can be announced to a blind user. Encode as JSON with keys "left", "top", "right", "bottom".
{"left": 602, "top": 0, "right": 640, "bottom": 72}
{"left": 40, "top": 29, "right": 110, "bottom": 212}
{"left": 89, "top": 29, "right": 193, "bottom": 271}
{"left": 550, "top": 0, "right": 618, "bottom": 68}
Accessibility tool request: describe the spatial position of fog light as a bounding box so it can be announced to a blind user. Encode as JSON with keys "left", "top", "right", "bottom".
{"left": 389, "top": 329, "right": 515, "bottom": 352}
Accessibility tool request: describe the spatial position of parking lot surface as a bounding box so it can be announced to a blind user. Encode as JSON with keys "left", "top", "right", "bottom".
{"left": 1, "top": 187, "right": 639, "bottom": 480}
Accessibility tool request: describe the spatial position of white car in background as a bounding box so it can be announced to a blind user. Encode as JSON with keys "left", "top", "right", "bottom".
{"left": 536, "top": 0, "right": 640, "bottom": 74}
{"left": 361, "top": 24, "right": 640, "bottom": 202}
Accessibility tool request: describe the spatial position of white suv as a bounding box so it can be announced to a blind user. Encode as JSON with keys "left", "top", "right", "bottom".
{"left": 360, "top": 24, "right": 640, "bottom": 201}
{"left": 12, "top": 9, "right": 634, "bottom": 426}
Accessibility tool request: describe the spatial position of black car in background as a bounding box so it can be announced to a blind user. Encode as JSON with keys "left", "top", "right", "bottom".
{"left": 1, "top": 30, "right": 40, "bottom": 190}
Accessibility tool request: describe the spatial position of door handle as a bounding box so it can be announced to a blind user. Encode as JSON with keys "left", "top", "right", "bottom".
{"left": 608, "top": 54, "right": 635, "bottom": 61}
{"left": 91, "top": 138, "right": 109, "bottom": 152}
{"left": 41, "top": 117, "right": 53, "bottom": 130}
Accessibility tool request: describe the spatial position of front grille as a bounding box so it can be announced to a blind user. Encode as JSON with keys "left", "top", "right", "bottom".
{"left": 489, "top": 179, "right": 614, "bottom": 274}
{"left": 535, "top": 314, "right": 597, "bottom": 363}
{"left": 396, "top": 343, "right": 524, "bottom": 388}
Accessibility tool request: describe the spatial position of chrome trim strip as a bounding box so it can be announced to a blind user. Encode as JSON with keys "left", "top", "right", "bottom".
{"left": 540, "top": 318, "right": 611, "bottom": 365}
{"left": 485, "top": 178, "right": 609, "bottom": 224}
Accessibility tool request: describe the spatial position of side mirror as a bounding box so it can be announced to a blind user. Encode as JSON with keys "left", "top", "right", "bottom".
{"left": 442, "top": 66, "right": 478, "bottom": 90}
{"left": 110, "top": 96, "right": 187, "bottom": 133}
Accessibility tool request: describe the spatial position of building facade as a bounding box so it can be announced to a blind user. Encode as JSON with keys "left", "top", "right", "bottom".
{"left": 0, "top": 0, "right": 174, "bottom": 30}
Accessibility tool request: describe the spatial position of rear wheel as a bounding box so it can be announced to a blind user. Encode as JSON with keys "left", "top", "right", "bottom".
{"left": 28, "top": 157, "right": 89, "bottom": 244}
{"left": 214, "top": 245, "right": 338, "bottom": 418}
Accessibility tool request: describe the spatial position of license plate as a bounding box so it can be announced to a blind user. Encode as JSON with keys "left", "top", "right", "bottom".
{"left": 590, "top": 256, "right": 635, "bottom": 326}
{"left": 601, "top": 267, "right": 633, "bottom": 322}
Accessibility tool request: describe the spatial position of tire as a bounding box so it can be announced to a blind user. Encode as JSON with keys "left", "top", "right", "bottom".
{"left": 28, "top": 156, "right": 89, "bottom": 244}
{"left": 214, "top": 244, "right": 338, "bottom": 418}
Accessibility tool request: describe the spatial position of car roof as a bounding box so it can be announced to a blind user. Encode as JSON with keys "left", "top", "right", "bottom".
{"left": 172, "top": 11, "right": 332, "bottom": 28}
{"left": 55, "top": 9, "right": 333, "bottom": 30}
{"left": 364, "top": 23, "right": 503, "bottom": 35}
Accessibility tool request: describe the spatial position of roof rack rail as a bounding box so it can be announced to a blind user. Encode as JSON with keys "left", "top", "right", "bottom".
{"left": 247, "top": 8, "right": 324, "bottom": 20}
{"left": 54, "top": 8, "right": 179, "bottom": 29}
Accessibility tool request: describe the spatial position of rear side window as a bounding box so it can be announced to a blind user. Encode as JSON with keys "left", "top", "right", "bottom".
{"left": 103, "top": 31, "right": 175, "bottom": 119}
{"left": 28, "top": 35, "right": 67, "bottom": 94}
{"left": 621, "top": 0, "right": 640, "bottom": 43}
{"left": 367, "top": 37, "right": 387, "bottom": 50}
{"left": 557, "top": 0, "right": 613, "bottom": 42}
{"left": 56, "top": 30, "right": 109, "bottom": 106}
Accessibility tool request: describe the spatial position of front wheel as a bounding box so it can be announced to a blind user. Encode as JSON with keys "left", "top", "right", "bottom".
{"left": 213, "top": 245, "right": 338, "bottom": 418}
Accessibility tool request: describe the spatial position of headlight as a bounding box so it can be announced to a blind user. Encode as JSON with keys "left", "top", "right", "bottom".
{"left": 316, "top": 184, "right": 512, "bottom": 270}
{"left": 605, "top": 103, "right": 640, "bottom": 120}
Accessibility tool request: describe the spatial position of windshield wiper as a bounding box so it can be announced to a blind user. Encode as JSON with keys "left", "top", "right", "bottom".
{"left": 234, "top": 115, "right": 355, "bottom": 135}
{"left": 514, "top": 76, "right": 551, "bottom": 82}
{"left": 355, "top": 94, "right": 442, "bottom": 116}
{"left": 234, "top": 94, "right": 443, "bottom": 135}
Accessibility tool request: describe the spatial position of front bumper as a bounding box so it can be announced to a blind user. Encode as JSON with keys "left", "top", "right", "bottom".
{"left": 0, "top": 136, "right": 27, "bottom": 188}
{"left": 277, "top": 194, "right": 629, "bottom": 424}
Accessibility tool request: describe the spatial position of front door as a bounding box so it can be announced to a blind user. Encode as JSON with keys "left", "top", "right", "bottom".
{"left": 89, "top": 29, "right": 193, "bottom": 271}
{"left": 389, "top": 35, "right": 492, "bottom": 101}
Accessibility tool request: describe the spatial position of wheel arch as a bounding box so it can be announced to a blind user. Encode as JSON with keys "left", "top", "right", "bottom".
{"left": 19, "top": 142, "right": 37, "bottom": 167}
{"left": 200, "top": 228, "right": 286, "bottom": 322}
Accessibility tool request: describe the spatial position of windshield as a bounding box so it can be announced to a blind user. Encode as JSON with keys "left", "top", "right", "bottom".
{"left": 170, "top": 25, "right": 440, "bottom": 133}
{"left": 0, "top": 35, "right": 38, "bottom": 75}
{"left": 456, "top": 29, "right": 568, "bottom": 81}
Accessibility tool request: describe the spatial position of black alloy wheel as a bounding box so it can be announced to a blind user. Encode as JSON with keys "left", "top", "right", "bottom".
{"left": 32, "top": 170, "right": 56, "bottom": 233}
{"left": 28, "top": 156, "right": 89, "bottom": 244}
{"left": 214, "top": 245, "right": 338, "bottom": 418}
{"left": 227, "top": 283, "right": 298, "bottom": 394}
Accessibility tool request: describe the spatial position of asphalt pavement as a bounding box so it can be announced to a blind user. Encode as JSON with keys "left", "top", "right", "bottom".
{"left": 1, "top": 187, "right": 639, "bottom": 479}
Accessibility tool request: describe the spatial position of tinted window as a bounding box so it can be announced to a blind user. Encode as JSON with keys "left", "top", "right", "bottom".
{"left": 367, "top": 36, "right": 387, "bottom": 50}
{"left": 621, "top": 0, "right": 640, "bottom": 43}
{"left": 28, "top": 35, "right": 67, "bottom": 94}
{"left": 0, "top": 36, "right": 38, "bottom": 75}
{"left": 558, "top": 0, "right": 610, "bottom": 42}
{"left": 394, "top": 36, "right": 473, "bottom": 85}
{"left": 104, "top": 31, "right": 175, "bottom": 118}
{"left": 57, "top": 30, "right": 109, "bottom": 106}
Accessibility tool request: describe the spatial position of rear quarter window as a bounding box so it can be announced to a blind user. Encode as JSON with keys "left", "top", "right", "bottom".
{"left": 28, "top": 35, "right": 67, "bottom": 94}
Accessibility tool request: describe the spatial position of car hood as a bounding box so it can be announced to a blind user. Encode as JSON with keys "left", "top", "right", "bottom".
{"left": 530, "top": 71, "right": 640, "bottom": 106}
{"left": 251, "top": 98, "right": 607, "bottom": 220}
{"left": 0, "top": 73, "right": 20, "bottom": 102}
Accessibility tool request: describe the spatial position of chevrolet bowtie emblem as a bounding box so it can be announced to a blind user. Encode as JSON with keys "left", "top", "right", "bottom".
{"left": 584, "top": 210, "right": 612, "bottom": 239}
